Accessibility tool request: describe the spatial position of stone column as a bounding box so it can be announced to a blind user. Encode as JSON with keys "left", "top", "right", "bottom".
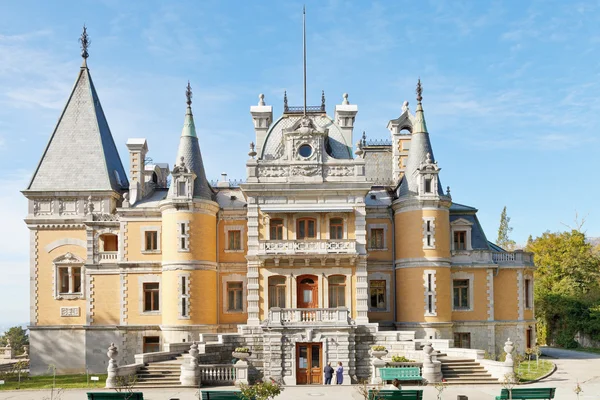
{"left": 180, "top": 342, "right": 200, "bottom": 386}
{"left": 246, "top": 196, "right": 261, "bottom": 326}
{"left": 421, "top": 342, "right": 442, "bottom": 383}
{"left": 501, "top": 338, "right": 515, "bottom": 380}
{"left": 105, "top": 343, "right": 119, "bottom": 388}
{"left": 354, "top": 201, "right": 369, "bottom": 324}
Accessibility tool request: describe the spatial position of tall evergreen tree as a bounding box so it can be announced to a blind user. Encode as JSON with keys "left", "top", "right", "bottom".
{"left": 497, "top": 206, "right": 516, "bottom": 250}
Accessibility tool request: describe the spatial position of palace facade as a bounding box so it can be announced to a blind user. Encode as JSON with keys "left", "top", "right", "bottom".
{"left": 22, "top": 36, "right": 536, "bottom": 383}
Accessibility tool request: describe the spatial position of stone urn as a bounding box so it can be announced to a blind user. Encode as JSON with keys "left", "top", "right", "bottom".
{"left": 232, "top": 351, "right": 251, "bottom": 360}
{"left": 371, "top": 349, "right": 388, "bottom": 359}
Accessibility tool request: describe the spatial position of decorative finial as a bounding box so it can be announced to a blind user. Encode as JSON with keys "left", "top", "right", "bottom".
{"left": 87, "top": 195, "right": 94, "bottom": 213}
{"left": 426, "top": 152, "right": 432, "bottom": 163}
{"left": 180, "top": 156, "right": 185, "bottom": 168}
{"left": 362, "top": 131, "right": 367, "bottom": 147}
{"left": 402, "top": 100, "right": 409, "bottom": 113}
{"left": 446, "top": 186, "right": 451, "bottom": 198}
{"left": 321, "top": 90, "right": 326, "bottom": 111}
{"left": 283, "top": 90, "right": 288, "bottom": 111}
{"left": 186, "top": 81, "right": 192, "bottom": 107}
{"left": 79, "top": 25, "right": 90, "bottom": 61}
{"left": 342, "top": 93, "right": 349, "bottom": 105}
{"left": 416, "top": 78, "right": 423, "bottom": 103}
{"left": 248, "top": 142, "right": 257, "bottom": 159}
{"left": 258, "top": 93, "right": 265, "bottom": 106}
{"left": 355, "top": 140, "right": 364, "bottom": 158}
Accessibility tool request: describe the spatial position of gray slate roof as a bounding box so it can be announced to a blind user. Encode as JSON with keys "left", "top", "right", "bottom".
{"left": 27, "top": 65, "right": 128, "bottom": 192}
{"left": 449, "top": 202, "right": 491, "bottom": 250}
{"left": 364, "top": 145, "right": 393, "bottom": 185}
{"left": 168, "top": 106, "right": 214, "bottom": 200}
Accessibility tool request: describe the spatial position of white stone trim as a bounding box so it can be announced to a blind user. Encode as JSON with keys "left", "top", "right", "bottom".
{"left": 264, "top": 214, "right": 288, "bottom": 240}
{"left": 224, "top": 224, "right": 245, "bottom": 253}
{"left": 424, "top": 269, "right": 437, "bottom": 316}
{"left": 120, "top": 273, "right": 128, "bottom": 324}
{"left": 325, "top": 213, "right": 348, "bottom": 240}
{"left": 292, "top": 214, "right": 321, "bottom": 240}
{"left": 121, "top": 221, "right": 129, "bottom": 261}
{"left": 177, "top": 220, "right": 190, "bottom": 252}
{"left": 368, "top": 272, "right": 391, "bottom": 312}
{"left": 178, "top": 272, "right": 191, "bottom": 319}
{"left": 422, "top": 217, "right": 436, "bottom": 249}
{"left": 53, "top": 253, "right": 85, "bottom": 300}
{"left": 367, "top": 223, "right": 388, "bottom": 251}
{"left": 325, "top": 273, "right": 352, "bottom": 309}
{"left": 44, "top": 238, "right": 87, "bottom": 253}
{"left": 88, "top": 275, "right": 95, "bottom": 324}
{"left": 222, "top": 274, "right": 247, "bottom": 314}
{"left": 451, "top": 271, "right": 475, "bottom": 312}
{"left": 450, "top": 218, "right": 473, "bottom": 251}
{"left": 138, "top": 275, "right": 162, "bottom": 315}
{"left": 486, "top": 269, "right": 494, "bottom": 321}
{"left": 517, "top": 270, "right": 524, "bottom": 320}
{"left": 523, "top": 274, "right": 533, "bottom": 310}
{"left": 140, "top": 225, "right": 161, "bottom": 254}
{"left": 30, "top": 230, "right": 39, "bottom": 325}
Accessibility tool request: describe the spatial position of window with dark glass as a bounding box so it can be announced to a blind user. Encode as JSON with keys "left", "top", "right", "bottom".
{"left": 424, "top": 178, "right": 432, "bottom": 193}
{"left": 143, "top": 336, "right": 160, "bottom": 353}
{"left": 228, "top": 230, "right": 241, "bottom": 250}
{"left": 453, "top": 332, "right": 471, "bottom": 349}
{"left": 453, "top": 279, "right": 469, "bottom": 310}
{"left": 370, "top": 228, "right": 384, "bottom": 249}
{"left": 329, "top": 218, "right": 344, "bottom": 240}
{"left": 145, "top": 230, "right": 158, "bottom": 251}
{"left": 370, "top": 280, "right": 386, "bottom": 310}
{"left": 58, "top": 266, "right": 82, "bottom": 294}
{"left": 270, "top": 219, "right": 284, "bottom": 240}
{"left": 525, "top": 279, "right": 532, "bottom": 309}
{"left": 227, "top": 281, "right": 243, "bottom": 311}
{"left": 454, "top": 231, "right": 466, "bottom": 250}
{"left": 297, "top": 218, "right": 316, "bottom": 239}
{"left": 143, "top": 282, "right": 160, "bottom": 312}
{"left": 268, "top": 276, "right": 286, "bottom": 308}
{"left": 328, "top": 275, "right": 346, "bottom": 308}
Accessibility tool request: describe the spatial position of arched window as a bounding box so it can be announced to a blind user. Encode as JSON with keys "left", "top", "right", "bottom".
{"left": 99, "top": 233, "right": 118, "bottom": 252}
{"left": 270, "top": 218, "right": 284, "bottom": 240}
{"left": 297, "top": 218, "right": 316, "bottom": 240}
{"left": 329, "top": 218, "right": 344, "bottom": 240}
{"left": 328, "top": 275, "right": 346, "bottom": 308}
{"left": 268, "top": 276, "right": 286, "bottom": 308}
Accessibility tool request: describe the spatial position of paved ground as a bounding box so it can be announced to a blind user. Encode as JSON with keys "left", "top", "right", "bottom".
{"left": 1, "top": 347, "right": 599, "bottom": 400}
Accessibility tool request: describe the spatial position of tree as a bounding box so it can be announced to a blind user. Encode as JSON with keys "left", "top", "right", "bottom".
{"left": 0, "top": 326, "right": 28, "bottom": 354}
{"left": 497, "top": 206, "right": 516, "bottom": 250}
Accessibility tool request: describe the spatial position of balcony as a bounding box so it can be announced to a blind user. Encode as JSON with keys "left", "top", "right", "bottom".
{"left": 266, "top": 307, "right": 351, "bottom": 327}
{"left": 99, "top": 251, "right": 118, "bottom": 263}
{"left": 451, "top": 250, "right": 534, "bottom": 267}
{"left": 258, "top": 240, "right": 356, "bottom": 255}
{"left": 491, "top": 251, "right": 534, "bottom": 265}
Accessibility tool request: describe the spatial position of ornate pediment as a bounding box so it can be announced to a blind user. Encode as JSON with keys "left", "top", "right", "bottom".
{"left": 53, "top": 252, "right": 85, "bottom": 264}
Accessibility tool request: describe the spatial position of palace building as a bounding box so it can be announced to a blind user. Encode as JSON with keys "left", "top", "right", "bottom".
{"left": 22, "top": 29, "right": 536, "bottom": 384}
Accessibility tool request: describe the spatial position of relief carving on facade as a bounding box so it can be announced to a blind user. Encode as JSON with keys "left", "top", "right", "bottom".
{"left": 259, "top": 166, "right": 289, "bottom": 177}
{"left": 60, "top": 307, "right": 80, "bottom": 317}
{"left": 290, "top": 165, "right": 322, "bottom": 177}
{"left": 324, "top": 165, "right": 353, "bottom": 177}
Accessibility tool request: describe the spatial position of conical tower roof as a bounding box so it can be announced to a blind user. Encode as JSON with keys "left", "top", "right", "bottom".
{"left": 26, "top": 27, "right": 128, "bottom": 192}
{"left": 398, "top": 79, "right": 444, "bottom": 197}
{"left": 168, "top": 82, "right": 214, "bottom": 200}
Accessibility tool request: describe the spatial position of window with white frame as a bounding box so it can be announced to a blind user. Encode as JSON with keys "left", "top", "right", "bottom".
{"left": 524, "top": 278, "right": 533, "bottom": 309}
{"left": 224, "top": 225, "right": 245, "bottom": 252}
{"left": 424, "top": 270, "right": 437, "bottom": 316}
{"left": 453, "top": 279, "right": 470, "bottom": 310}
{"left": 178, "top": 221, "right": 190, "bottom": 252}
{"left": 422, "top": 217, "right": 436, "bottom": 249}
{"left": 450, "top": 219, "right": 473, "bottom": 251}
{"left": 369, "top": 280, "right": 387, "bottom": 311}
{"left": 53, "top": 252, "right": 85, "bottom": 299}
{"left": 368, "top": 224, "right": 388, "bottom": 250}
{"left": 454, "top": 231, "right": 467, "bottom": 250}
{"left": 328, "top": 275, "right": 346, "bottom": 308}
{"left": 268, "top": 276, "right": 286, "bottom": 308}
{"left": 143, "top": 282, "right": 160, "bottom": 312}
{"left": 179, "top": 273, "right": 190, "bottom": 318}
{"left": 141, "top": 226, "right": 161, "bottom": 253}
{"left": 227, "top": 282, "right": 244, "bottom": 312}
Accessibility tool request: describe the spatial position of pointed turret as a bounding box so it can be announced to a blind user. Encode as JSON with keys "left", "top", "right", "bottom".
{"left": 398, "top": 79, "right": 443, "bottom": 197}
{"left": 168, "top": 82, "right": 213, "bottom": 200}
{"left": 26, "top": 26, "right": 128, "bottom": 192}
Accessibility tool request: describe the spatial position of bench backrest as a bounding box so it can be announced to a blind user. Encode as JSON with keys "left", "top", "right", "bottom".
{"left": 368, "top": 389, "right": 423, "bottom": 400}
{"left": 380, "top": 367, "right": 421, "bottom": 379}
{"left": 87, "top": 394, "right": 144, "bottom": 400}
{"left": 498, "top": 388, "right": 556, "bottom": 399}
{"left": 201, "top": 391, "right": 245, "bottom": 400}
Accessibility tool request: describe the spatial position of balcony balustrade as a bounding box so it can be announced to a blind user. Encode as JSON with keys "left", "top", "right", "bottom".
{"left": 266, "top": 307, "right": 351, "bottom": 327}
{"left": 99, "top": 251, "right": 118, "bottom": 263}
{"left": 451, "top": 249, "right": 534, "bottom": 266}
{"left": 258, "top": 240, "right": 356, "bottom": 255}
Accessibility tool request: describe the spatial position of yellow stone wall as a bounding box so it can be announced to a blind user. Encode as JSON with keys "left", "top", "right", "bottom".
{"left": 218, "top": 220, "right": 247, "bottom": 264}
{"left": 451, "top": 269, "right": 489, "bottom": 321}
{"left": 367, "top": 270, "right": 394, "bottom": 322}
{"left": 126, "top": 273, "right": 162, "bottom": 326}
{"left": 36, "top": 229, "right": 87, "bottom": 325}
{"left": 218, "top": 271, "right": 248, "bottom": 325}
{"left": 394, "top": 208, "right": 450, "bottom": 260}
{"left": 92, "top": 274, "right": 120, "bottom": 325}
{"left": 494, "top": 269, "right": 518, "bottom": 321}
{"left": 161, "top": 270, "right": 217, "bottom": 325}
{"left": 161, "top": 210, "right": 217, "bottom": 262}
{"left": 395, "top": 267, "right": 451, "bottom": 323}
{"left": 125, "top": 221, "right": 163, "bottom": 262}
{"left": 366, "top": 218, "right": 393, "bottom": 262}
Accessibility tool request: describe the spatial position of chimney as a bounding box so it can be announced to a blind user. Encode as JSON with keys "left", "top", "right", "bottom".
{"left": 126, "top": 138, "right": 148, "bottom": 205}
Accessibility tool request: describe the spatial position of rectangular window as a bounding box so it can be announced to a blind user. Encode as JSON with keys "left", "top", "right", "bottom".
{"left": 228, "top": 230, "right": 241, "bottom": 250}
{"left": 453, "top": 333, "right": 471, "bottom": 349}
{"left": 143, "top": 282, "right": 160, "bottom": 312}
{"left": 424, "top": 178, "right": 432, "bottom": 193}
{"left": 329, "top": 218, "right": 344, "bottom": 240}
{"left": 181, "top": 297, "right": 187, "bottom": 317}
{"left": 453, "top": 279, "right": 470, "bottom": 310}
{"left": 328, "top": 276, "right": 346, "bottom": 308}
{"left": 227, "top": 281, "right": 243, "bottom": 312}
{"left": 454, "top": 231, "right": 466, "bottom": 250}
{"left": 143, "top": 336, "right": 160, "bottom": 353}
{"left": 59, "top": 268, "right": 69, "bottom": 294}
{"left": 179, "top": 275, "right": 189, "bottom": 318}
{"left": 423, "top": 218, "right": 435, "bottom": 249}
{"left": 424, "top": 271, "right": 436, "bottom": 316}
{"left": 297, "top": 218, "right": 316, "bottom": 240}
{"left": 179, "top": 222, "right": 189, "bottom": 251}
{"left": 58, "top": 266, "right": 82, "bottom": 294}
{"left": 270, "top": 219, "right": 284, "bottom": 240}
{"left": 370, "top": 228, "right": 385, "bottom": 249}
{"left": 72, "top": 267, "right": 81, "bottom": 293}
{"left": 525, "top": 279, "right": 532, "bottom": 309}
{"left": 178, "top": 181, "right": 186, "bottom": 196}
{"left": 370, "top": 280, "right": 386, "bottom": 310}
{"left": 145, "top": 231, "right": 158, "bottom": 251}
{"left": 268, "top": 277, "right": 286, "bottom": 308}
{"left": 428, "top": 294, "right": 433, "bottom": 314}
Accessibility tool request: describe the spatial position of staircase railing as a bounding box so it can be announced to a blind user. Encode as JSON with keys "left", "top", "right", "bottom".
{"left": 198, "top": 364, "right": 236, "bottom": 385}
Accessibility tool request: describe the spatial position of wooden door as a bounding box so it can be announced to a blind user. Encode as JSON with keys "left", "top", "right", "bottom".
{"left": 296, "top": 343, "right": 322, "bottom": 384}
{"left": 297, "top": 275, "right": 318, "bottom": 309}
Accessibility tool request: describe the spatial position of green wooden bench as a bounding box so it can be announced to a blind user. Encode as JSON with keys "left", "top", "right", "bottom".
{"left": 87, "top": 393, "right": 143, "bottom": 400}
{"left": 200, "top": 390, "right": 249, "bottom": 400}
{"left": 368, "top": 389, "right": 423, "bottom": 400}
{"left": 495, "top": 388, "right": 556, "bottom": 400}
{"left": 379, "top": 367, "right": 422, "bottom": 382}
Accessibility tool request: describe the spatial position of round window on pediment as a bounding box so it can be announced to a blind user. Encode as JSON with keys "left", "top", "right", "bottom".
{"left": 298, "top": 144, "right": 313, "bottom": 158}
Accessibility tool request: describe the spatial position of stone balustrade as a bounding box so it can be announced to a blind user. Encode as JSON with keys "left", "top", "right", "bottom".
{"left": 99, "top": 251, "right": 118, "bottom": 262}
{"left": 451, "top": 249, "right": 534, "bottom": 266}
{"left": 258, "top": 240, "right": 356, "bottom": 255}
{"left": 267, "top": 307, "right": 350, "bottom": 326}
{"left": 199, "top": 364, "right": 236, "bottom": 385}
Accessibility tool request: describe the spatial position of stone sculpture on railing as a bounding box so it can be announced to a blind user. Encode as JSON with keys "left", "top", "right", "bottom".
{"left": 105, "top": 343, "right": 119, "bottom": 388}
{"left": 180, "top": 341, "right": 200, "bottom": 386}
{"left": 421, "top": 342, "right": 442, "bottom": 383}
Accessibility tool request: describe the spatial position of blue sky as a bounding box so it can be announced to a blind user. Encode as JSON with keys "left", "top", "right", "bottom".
{"left": 1, "top": 0, "right": 599, "bottom": 325}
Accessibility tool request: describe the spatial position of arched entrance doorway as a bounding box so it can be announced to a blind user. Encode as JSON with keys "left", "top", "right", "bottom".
{"left": 297, "top": 275, "right": 318, "bottom": 309}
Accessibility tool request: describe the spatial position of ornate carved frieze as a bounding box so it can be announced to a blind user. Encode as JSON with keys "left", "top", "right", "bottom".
{"left": 324, "top": 165, "right": 353, "bottom": 177}
{"left": 34, "top": 199, "right": 53, "bottom": 216}
{"left": 60, "top": 307, "right": 80, "bottom": 317}
{"left": 290, "top": 165, "right": 322, "bottom": 177}
{"left": 259, "top": 166, "right": 289, "bottom": 177}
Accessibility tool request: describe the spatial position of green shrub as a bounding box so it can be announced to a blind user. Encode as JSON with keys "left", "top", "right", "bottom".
{"left": 371, "top": 345, "right": 386, "bottom": 351}
{"left": 235, "top": 347, "right": 250, "bottom": 353}
{"left": 391, "top": 355, "right": 414, "bottom": 363}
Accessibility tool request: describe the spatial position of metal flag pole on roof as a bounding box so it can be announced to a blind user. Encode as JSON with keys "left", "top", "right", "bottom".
{"left": 303, "top": 5, "right": 307, "bottom": 117}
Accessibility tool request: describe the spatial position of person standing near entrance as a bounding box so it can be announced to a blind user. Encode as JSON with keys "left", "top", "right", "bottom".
{"left": 324, "top": 362, "right": 334, "bottom": 385}
{"left": 335, "top": 361, "right": 343, "bottom": 384}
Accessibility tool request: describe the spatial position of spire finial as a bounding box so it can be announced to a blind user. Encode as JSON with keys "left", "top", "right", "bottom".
{"left": 416, "top": 78, "right": 423, "bottom": 103}
{"left": 79, "top": 25, "right": 90, "bottom": 62}
{"left": 321, "top": 90, "right": 325, "bottom": 111}
{"left": 284, "top": 90, "right": 288, "bottom": 111}
{"left": 362, "top": 131, "right": 367, "bottom": 147}
{"left": 342, "top": 93, "right": 349, "bottom": 105}
{"left": 186, "top": 81, "right": 192, "bottom": 107}
{"left": 258, "top": 93, "right": 265, "bottom": 106}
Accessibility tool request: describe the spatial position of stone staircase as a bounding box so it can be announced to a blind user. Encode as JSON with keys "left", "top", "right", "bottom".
{"left": 134, "top": 355, "right": 189, "bottom": 388}
{"left": 439, "top": 357, "right": 499, "bottom": 385}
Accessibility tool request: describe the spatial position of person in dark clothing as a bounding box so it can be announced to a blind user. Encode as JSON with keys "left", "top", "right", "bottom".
{"left": 324, "top": 362, "right": 334, "bottom": 384}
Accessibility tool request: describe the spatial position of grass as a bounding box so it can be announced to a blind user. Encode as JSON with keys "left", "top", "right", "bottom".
{"left": 570, "top": 346, "right": 600, "bottom": 355}
{"left": 517, "top": 360, "right": 554, "bottom": 382}
{"left": 0, "top": 373, "right": 107, "bottom": 390}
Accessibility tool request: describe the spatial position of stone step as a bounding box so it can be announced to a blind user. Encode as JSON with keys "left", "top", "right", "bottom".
{"left": 442, "top": 365, "right": 485, "bottom": 371}
{"left": 443, "top": 372, "right": 492, "bottom": 378}
{"left": 438, "top": 358, "right": 476, "bottom": 363}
